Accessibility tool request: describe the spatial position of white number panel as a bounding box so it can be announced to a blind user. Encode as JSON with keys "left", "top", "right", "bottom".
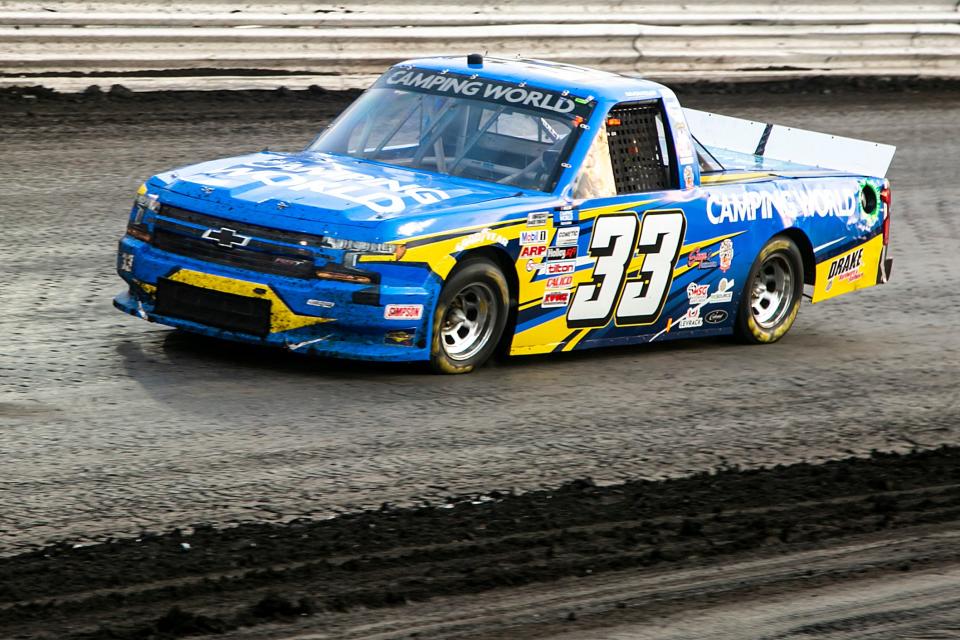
{"left": 567, "top": 209, "right": 686, "bottom": 329}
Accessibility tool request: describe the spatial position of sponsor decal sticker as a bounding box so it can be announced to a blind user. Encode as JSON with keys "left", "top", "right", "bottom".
{"left": 706, "top": 188, "right": 859, "bottom": 225}
{"left": 306, "top": 299, "right": 335, "bottom": 309}
{"left": 546, "top": 274, "right": 574, "bottom": 289}
{"left": 555, "top": 227, "right": 580, "bottom": 247}
{"left": 687, "top": 282, "right": 709, "bottom": 304}
{"left": 707, "top": 278, "right": 735, "bottom": 303}
{"left": 718, "top": 238, "right": 734, "bottom": 272}
{"left": 542, "top": 290, "right": 572, "bottom": 308}
{"left": 202, "top": 160, "right": 451, "bottom": 216}
{"left": 384, "top": 330, "right": 416, "bottom": 346}
{"left": 687, "top": 247, "right": 717, "bottom": 270}
{"left": 558, "top": 210, "right": 575, "bottom": 225}
{"left": 825, "top": 248, "right": 864, "bottom": 291}
{"left": 678, "top": 306, "right": 703, "bottom": 329}
{"left": 683, "top": 165, "right": 695, "bottom": 190}
{"left": 526, "top": 211, "right": 549, "bottom": 227}
{"left": 520, "top": 230, "right": 549, "bottom": 246}
{"left": 705, "top": 309, "right": 729, "bottom": 324}
{"left": 519, "top": 245, "right": 547, "bottom": 259}
{"left": 384, "top": 304, "right": 423, "bottom": 320}
{"left": 454, "top": 228, "right": 509, "bottom": 252}
{"left": 119, "top": 252, "right": 134, "bottom": 272}
{"left": 528, "top": 259, "right": 577, "bottom": 275}
{"left": 546, "top": 246, "right": 578, "bottom": 261}
{"left": 380, "top": 68, "right": 592, "bottom": 117}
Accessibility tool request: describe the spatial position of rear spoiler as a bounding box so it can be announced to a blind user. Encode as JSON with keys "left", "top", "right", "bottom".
{"left": 682, "top": 108, "right": 896, "bottom": 178}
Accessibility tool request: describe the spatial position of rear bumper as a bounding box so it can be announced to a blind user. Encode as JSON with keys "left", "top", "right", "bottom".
{"left": 115, "top": 236, "right": 437, "bottom": 362}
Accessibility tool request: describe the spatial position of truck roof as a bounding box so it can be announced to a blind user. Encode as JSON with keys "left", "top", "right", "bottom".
{"left": 396, "top": 55, "right": 668, "bottom": 104}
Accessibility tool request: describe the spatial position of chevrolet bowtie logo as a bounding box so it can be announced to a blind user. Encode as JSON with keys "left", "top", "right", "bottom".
{"left": 201, "top": 227, "right": 251, "bottom": 249}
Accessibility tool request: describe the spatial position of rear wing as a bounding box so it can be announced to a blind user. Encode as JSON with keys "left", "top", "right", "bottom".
{"left": 682, "top": 108, "right": 896, "bottom": 178}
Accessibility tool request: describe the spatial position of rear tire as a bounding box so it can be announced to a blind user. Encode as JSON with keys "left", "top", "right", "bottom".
{"left": 430, "top": 259, "right": 510, "bottom": 374}
{"left": 734, "top": 236, "right": 804, "bottom": 344}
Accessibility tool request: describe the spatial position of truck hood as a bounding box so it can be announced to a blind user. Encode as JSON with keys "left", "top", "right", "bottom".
{"left": 151, "top": 151, "right": 527, "bottom": 227}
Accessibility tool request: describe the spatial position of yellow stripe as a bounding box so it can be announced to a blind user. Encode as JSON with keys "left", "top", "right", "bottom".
{"left": 700, "top": 172, "right": 772, "bottom": 185}
{"left": 562, "top": 328, "right": 589, "bottom": 351}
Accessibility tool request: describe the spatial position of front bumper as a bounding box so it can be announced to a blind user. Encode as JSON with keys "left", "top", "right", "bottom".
{"left": 115, "top": 236, "right": 437, "bottom": 362}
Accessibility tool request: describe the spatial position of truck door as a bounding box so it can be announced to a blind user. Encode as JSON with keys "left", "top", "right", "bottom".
{"left": 562, "top": 100, "right": 696, "bottom": 346}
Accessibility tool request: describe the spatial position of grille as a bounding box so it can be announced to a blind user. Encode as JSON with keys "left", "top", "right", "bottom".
{"left": 155, "top": 278, "right": 272, "bottom": 336}
{"left": 607, "top": 103, "right": 671, "bottom": 194}
{"left": 152, "top": 206, "right": 321, "bottom": 279}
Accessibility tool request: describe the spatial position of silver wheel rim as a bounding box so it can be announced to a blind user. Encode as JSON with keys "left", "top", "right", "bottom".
{"left": 751, "top": 254, "right": 795, "bottom": 329}
{"left": 440, "top": 282, "right": 499, "bottom": 362}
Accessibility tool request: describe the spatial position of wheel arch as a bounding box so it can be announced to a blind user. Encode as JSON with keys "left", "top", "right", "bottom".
{"left": 777, "top": 227, "right": 816, "bottom": 287}
{"left": 453, "top": 246, "right": 519, "bottom": 353}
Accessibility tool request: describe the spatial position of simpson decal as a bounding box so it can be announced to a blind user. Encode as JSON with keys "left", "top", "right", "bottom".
{"left": 384, "top": 304, "right": 423, "bottom": 320}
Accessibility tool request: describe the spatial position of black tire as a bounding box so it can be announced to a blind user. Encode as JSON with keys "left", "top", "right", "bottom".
{"left": 734, "top": 235, "right": 804, "bottom": 344}
{"left": 430, "top": 259, "right": 510, "bottom": 374}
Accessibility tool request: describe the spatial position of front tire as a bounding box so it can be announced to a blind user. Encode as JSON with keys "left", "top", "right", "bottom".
{"left": 734, "top": 236, "right": 804, "bottom": 344}
{"left": 430, "top": 259, "right": 510, "bottom": 374}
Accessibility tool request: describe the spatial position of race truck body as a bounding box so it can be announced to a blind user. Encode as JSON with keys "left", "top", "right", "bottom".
{"left": 114, "top": 54, "right": 895, "bottom": 373}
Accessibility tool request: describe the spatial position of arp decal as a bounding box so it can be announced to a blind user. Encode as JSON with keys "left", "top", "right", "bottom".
{"left": 519, "top": 245, "right": 547, "bottom": 259}
{"left": 567, "top": 210, "right": 686, "bottom": 329}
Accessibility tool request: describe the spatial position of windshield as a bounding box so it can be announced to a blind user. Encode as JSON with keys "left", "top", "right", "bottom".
{"left": 308, "top": 67, "right": 596, "bottom": 193}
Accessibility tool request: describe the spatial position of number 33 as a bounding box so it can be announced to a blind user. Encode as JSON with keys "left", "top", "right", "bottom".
{"left": 567, "top": 210, "right": 686, "bottom": 328}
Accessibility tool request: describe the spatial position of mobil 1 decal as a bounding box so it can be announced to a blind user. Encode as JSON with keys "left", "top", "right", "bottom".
{"left": 567, "top": 209, "right": 686, "bottom": 329}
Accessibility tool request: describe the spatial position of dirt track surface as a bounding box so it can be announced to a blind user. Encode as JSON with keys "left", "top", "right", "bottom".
{"left": 0, "top": 447, "right": 957, "bottom": 639}
{"left": 1, "top": 86, "right": 959, "bottom": 557}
